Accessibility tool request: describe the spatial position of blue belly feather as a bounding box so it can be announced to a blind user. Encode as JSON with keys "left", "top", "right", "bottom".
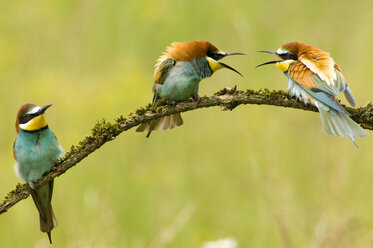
{"left": 14, "top": 128, "right": 63, "bottom": 182}
{"left": 156, "top": 59, "right": 212, "bottom": 101}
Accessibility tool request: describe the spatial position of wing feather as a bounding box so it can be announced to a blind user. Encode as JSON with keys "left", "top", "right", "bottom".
{"left": 298, "top": 49, "right": 336, "bottom": 86}
{"left": 152, "top": 58, "right": 176, "bottom": 92}
{"left": 288, "top": 61, "right": 317, "bottom": 88}
{"left": 289, "top": 61, "right": 349, "bottom": 113}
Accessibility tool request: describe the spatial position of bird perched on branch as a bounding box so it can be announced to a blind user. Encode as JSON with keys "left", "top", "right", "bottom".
{"left": 257, "top": 41, "right": 368, "bottom": 146}
{"left": 13, "top": 103, "right": 64, "bottom": 243}
{"left": 136, "top": 41, "right": 244, "bottom": 137}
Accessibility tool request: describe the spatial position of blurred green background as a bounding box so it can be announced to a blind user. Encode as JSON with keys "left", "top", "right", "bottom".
{"left": 1, "top": 0, "right": 373, "bottom": 247}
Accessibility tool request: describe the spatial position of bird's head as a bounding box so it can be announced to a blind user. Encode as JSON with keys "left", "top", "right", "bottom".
{"left": 256, "top": 41, "right": 336, "bottom": 83}
{"left": 162, "top": 41, "right": 244, "bottom": 76}
{"left": 16, "top": 103, "right": 52, "bottom": 133}
{"left": 256, "top": 42, "right": 305, "bottom": 72}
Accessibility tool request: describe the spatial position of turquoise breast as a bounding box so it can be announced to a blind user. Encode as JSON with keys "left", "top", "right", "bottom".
{"left": 156, "top": 58, "right": 213, "bottom": 101}
{"left": 14, "top": 128, "right": 63, "bottom": 182}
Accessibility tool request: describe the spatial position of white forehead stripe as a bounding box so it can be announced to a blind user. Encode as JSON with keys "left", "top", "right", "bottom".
{"left": 276, "top": 48, "right": 289, "bottom": 55}
{"left": 27, "top": 106, "right": 41, "bottom": 115}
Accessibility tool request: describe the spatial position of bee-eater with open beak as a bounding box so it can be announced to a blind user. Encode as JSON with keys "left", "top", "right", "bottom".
{"left": 136, "top": 41, "right": 244, "bottom": 137}
{"left": 13, "top": 103, "right": 64, "bottom": 243}
{"left": 257, "top": 41, "right": 368, "bottom": 146}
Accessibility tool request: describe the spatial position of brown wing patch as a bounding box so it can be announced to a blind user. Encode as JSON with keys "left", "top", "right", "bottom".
{"left": 288, "top": 61, "right": 316, "bottom": 88}
{"left": 297, "top": 44, "right": 335, "bottom": 85}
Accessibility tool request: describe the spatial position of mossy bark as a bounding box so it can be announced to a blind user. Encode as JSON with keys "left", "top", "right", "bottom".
{"left": 1, "top": 87, "right": 372, "bottom": 214}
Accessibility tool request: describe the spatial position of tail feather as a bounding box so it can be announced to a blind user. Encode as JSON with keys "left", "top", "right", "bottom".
{"left": 136, "top": 113, "right": 183, "bottom": 137}
{"left": 318, "top": 107, "right": 368, "bottom": 147}
{"left": 344, "top": 86, "right": 356, "bottom": 107}
{"left": 47, "top": 232, "right": 52, "bottom": 244}
{"left": 29, "top": 180, "right": 57, "bottom": 243}
{"left": 171, "top": 113, "right": 183, "bottom": 127}
{"left": 136, "top": 122, "right": 149, "bottom": 132}
{"left": 160, "top": 116, "right": 171, "bottom": 131}
{"left": 148, "top": 118, "right": 162, "bottom": 131}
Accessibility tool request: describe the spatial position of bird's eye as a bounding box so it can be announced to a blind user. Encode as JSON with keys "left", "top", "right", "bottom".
{"left": 26, "top": 114, "right": 32, "bottom": 119}
{"left": 208, "top": 52, "right": 224, "bottom": 61}
{"left": 280, "top": 53, "right": 296, "bottom": 60}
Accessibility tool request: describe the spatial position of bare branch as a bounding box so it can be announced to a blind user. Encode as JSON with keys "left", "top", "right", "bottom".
{"left": 1, "top": 87, "right": 372, "bottom": 214}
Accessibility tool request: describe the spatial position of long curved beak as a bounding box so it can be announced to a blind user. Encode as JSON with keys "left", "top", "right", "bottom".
{"left": 224, "top": 52, "right": 246, "bottom": 56}
{"left": 256, "top": 50, "right": 277, "bottom": 54}
{"left": 218, "top": 61, "right": 243, "bottom": 76}
{"left": 255, "top": 60, "right": 282, "bottom": 68}
{"left": 39, "top": 104, "right": 52, "bottom": 115}
{"left": 219, "top": 52, "right": 245, "bottom": 76}
{"left": 256, "top": 50, "right": 281, "bottom": 68}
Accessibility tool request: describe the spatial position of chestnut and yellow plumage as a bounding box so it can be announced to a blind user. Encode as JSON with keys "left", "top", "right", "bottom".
{"left": 282, "top": 42, "right": 336, "bottom": 85}
{"left": 137, "top": 41, "right": 243, "bottom": 137}
{"left": 257, "top": 41, "right": 368, "bottom": 146}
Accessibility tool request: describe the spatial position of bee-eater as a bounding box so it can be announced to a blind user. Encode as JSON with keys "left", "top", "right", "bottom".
{"left": 257, "top": 41, "right": 368, "bottom": 146}
{"left": 13, "top": 103, "right": 64, "bottom": 243}
{"left": 136, "top": 41, "right": 244, "bottom": 137}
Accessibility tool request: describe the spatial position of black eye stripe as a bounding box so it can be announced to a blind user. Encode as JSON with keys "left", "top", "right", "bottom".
{"left": 207, "top": 52, "right": 225, "bottom": 61}
{"left": 19, "top": 113, "right": 37, "bottom": 124}
{"left": 279, "top": 53, "right": 297, "bottom": 60}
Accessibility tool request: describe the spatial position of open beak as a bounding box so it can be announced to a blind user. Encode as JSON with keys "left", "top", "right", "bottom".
{"left": 255, "top": 50, "right": 281, "bottom": 68}
{"left": 218, "top": 61, "right": 243, "bottom": 76}
{"left": 220, "top": 52, "right": 245, "bottom": 75}
{"left": 255, "top": 60, "right": 282, "bottom": 68}
{"left": 257, "top": 50, "right": 276, "bottom": 54}
{"left": 224, "top": 52, "right": 246, "bottom": 57}
{"left": 207, "top": 56, "right": 243, "bottom": 76}
{"left": 39, "top": 104, "right": 52, "bottom": 115}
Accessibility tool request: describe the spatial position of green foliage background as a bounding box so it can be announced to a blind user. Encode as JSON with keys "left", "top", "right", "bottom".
{"left": 1, "top": 0, "right": 373, "bottom": 247}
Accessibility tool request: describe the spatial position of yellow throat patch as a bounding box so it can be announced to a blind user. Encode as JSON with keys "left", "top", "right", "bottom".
{"left": 275, "top": 60, "right": 294, "bottom": 72}
{"left": 207, "top": 57, "right": 224, "bottom": 72}
{"left": 20, "top": 114, "right": 48, "bottom": 131}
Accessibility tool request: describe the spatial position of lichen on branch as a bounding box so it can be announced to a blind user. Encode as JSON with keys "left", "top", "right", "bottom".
{"left": 1, "top": 87, "right": 372, "bottom": 214}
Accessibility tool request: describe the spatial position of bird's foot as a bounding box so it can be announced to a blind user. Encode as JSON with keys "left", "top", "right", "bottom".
{"left": 192, "top": 94, "right": 201, "bottom": 105}
{"left": 28, "top": 182, "right": 36, "bottom": 189}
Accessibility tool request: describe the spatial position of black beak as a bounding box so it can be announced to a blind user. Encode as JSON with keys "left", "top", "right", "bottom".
{"left": 255, "top": 60, "right": 282, "bottom": 68}
{"left": 219, "top": 61, "right": 243, "bottom": 76}
{"left": 39, "top": 104, "right": 52, "bottom": 115}
{"left": 224, "top": 52, "right": 246, "bottom": 56}
{"left": 256, "top": 50, "right": 277, "bottom": 54}
{"left": 255, "top": 50, "right": 281, "bottom": 68}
